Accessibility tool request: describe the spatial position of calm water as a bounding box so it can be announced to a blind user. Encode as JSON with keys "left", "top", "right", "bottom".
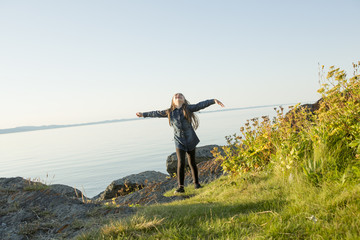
{"left": 0, "top": 106, "right": 284, "bottom": 197}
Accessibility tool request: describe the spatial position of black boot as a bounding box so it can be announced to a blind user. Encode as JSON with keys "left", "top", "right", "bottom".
{"left": 174, "top": 186, "right": 185, "bottom": 194}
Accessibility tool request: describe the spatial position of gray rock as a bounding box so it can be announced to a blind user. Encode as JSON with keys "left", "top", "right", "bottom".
{"left": 0, "top": 177, "right": 29, "bottom": 191}
{"left": 95, "top": 171, "right": 169, "bottom": 201}
{"left": 49, "top": 184, "right": 84, "bottom": 199}
{"left": 112, "top": 158, "right": 226, "bottom": 207}
{"left": 166, "top": 145, "right": 220, "bottom": 175}
{"left": 284, "top": 98, "right": 322, "bottom": 124}
{"left": 0, "top": 177, "right": 134, "bottom": 240}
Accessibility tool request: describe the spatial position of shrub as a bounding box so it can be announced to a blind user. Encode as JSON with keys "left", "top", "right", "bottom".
{"left": 212, "top": 62, "right": 360, "bottom": 185}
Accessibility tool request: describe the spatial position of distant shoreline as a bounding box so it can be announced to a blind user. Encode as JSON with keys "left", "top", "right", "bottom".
{"left": 0, "top": 102, "right": 308, "bottom": 135}
{"left": 0, "top": 118, "right": 140, "bottom": 135}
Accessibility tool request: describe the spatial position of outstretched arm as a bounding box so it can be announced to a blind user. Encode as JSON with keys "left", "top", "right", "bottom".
{"left": 136, "top": 110, "right": 168, "bottom": 118}
{"left": 187, "top": 99, "right": 225, "bottom": 112}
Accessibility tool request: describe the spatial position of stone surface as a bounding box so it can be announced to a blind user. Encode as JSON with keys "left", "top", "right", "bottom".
{"left": 284, "top": 99, "right": 322, "bottom": 127}
{"left": 299, "top": 99, "right": 322, "bottom": 113}
{"left": 49, "top": 184, "right": 84, "bottom": 199}
{"left": 112, "top": 158, "right": 226, "bottom": 207}
{"left": 0, "top": 177, "right": 134, "bottom": 240}
{"left": 94, "top": 171, "right": 169, "bottom": 201}
{"left": 166, "top": 144, "right": 221, "bottom": 175}
{"left": 285, "top": 99, "right": 322, "bottom": 117}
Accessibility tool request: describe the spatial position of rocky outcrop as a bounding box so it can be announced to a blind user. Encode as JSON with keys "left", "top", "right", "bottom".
{"left": 49, "top": 184, "right": 84, "bottom": 199}
{"left": 166, "top": 144, "right": 222, "bottom": 175}
{"left": 298, "top": 98, "right": 322, "bottom": 113}
{"left": 0, "top": 177, "right": 134, "bottom": 240}
{"left": 112, "top": 158, "right": 226, "bottom": 206}
{"left": 284, "top": 99, "right": 323, "bottom": 128}
{"left": 93, "top": 171, "right": 169, "bottom": 201}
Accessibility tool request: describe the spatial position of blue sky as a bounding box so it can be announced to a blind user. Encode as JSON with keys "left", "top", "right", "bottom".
{"left": 1, "top": 0, "right": 359, "bottom": 128}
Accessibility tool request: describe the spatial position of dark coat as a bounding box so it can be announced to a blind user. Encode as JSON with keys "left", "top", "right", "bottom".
{"left": 142, "top": 99, "right": 215, "bottom": 151}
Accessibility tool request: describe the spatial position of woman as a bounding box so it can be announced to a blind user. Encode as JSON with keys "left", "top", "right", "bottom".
{"left": 136, "top": 93, "right": 224, "bottom": 193}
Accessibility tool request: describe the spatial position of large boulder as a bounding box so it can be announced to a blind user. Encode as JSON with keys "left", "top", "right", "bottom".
{"left": 94, "top": 171, "right": 169, "bottom": 201}
{"left": 166, "top": 144, "right": 220, "bottom": 176}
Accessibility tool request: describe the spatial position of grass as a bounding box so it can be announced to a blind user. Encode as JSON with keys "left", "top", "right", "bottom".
{"left": 23, "top": 177, "right": 51, "bottom": 191}
{"left": 23, "top": 182, "right": 49, "bottom": 191}
{"left": 78, "top": 172, "right": 360, "bottom": 239}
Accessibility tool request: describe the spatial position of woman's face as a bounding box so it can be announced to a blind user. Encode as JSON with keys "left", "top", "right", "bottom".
{"left": 173, "top": 93, "right": 185, "bottom": 107}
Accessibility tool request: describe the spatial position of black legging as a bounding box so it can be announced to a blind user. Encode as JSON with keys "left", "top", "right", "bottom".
{"left": 176, "top": 148, "right": 199, "bottom": 186}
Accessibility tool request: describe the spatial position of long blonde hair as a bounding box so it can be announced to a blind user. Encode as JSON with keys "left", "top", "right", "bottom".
{"left": 166, "top": 94, "right": 199, "bottom": 130}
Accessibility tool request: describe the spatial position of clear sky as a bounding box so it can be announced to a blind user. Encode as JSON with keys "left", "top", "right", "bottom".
{"left": 1, "top": 0, "right": 359, "bottom": 129}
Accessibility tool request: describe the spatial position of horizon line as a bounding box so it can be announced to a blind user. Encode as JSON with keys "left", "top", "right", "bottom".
{"left": 0, "top": 100, "right": 316, "bottom": 134}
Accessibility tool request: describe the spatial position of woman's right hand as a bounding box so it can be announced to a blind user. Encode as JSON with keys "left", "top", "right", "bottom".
{"left": 136, "top": 112, "right": 143, "bottom": 117}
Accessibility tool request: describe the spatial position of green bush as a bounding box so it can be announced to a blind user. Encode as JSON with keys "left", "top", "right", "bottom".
{"left": 213, "top": 62, "right": 360, "bottom": 185}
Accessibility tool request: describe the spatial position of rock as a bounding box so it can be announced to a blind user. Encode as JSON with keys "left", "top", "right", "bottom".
{"left": 284, "top": 99, "right": 323, "bottom": 128}
{"left": 285, "top": 99, "right": 322, "bottom": 118}
{"left": 94, "top": 171, "right": 169, "bottom": 201}
{"left": 112, "top": 178, "right": 180, "bottom": 206}
{"left": 297, "top": 98, "right": 322, "bottom": 114}
{"left": 0, "top": 177, "right": 29, "bottom": 191}
{"left": 49, "top": 184, "right": 84, "bottom": 199}
{"left": 113, "top": 158, "right": 226, "bottom": 207}
{"left": 0, "top": 177, "right": 134, "bottom": 240}
{"left": 166, "top": 144, "right": 221, "bottom": 175}
{"left": 197, "top": 158, "right": 226, "bottom": 184}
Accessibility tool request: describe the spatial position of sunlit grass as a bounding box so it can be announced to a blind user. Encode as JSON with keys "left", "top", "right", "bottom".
{"left": 78, "top": 172, "right": 360, "bottom": 239}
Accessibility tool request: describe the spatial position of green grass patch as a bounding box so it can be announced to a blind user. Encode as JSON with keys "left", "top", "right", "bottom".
{"left": 78, "top": 173, "right": 360, "bottom": 239}
{"left": 23, "top": 182, "right": 49, "bottom": 191}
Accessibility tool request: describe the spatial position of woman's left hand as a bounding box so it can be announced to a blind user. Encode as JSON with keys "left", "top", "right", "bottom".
{"left": 215, "top": 99, "right": 225, "bottom": 107}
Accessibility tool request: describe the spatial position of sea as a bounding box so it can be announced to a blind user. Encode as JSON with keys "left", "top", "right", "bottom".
{"left": 0, "top": 105, "right": 294, "bottom": 198}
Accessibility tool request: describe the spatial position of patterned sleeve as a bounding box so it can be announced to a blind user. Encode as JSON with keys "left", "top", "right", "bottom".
{"left": 187, "top": 99, "right": 215, "bottom": 112}
{"left": 142, "top": 110, "right": 168, "bottom": 118}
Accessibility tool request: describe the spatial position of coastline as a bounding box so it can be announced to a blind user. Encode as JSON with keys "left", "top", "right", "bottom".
{"left": 0, "top": 145, "right": 224, "bottom": 239}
